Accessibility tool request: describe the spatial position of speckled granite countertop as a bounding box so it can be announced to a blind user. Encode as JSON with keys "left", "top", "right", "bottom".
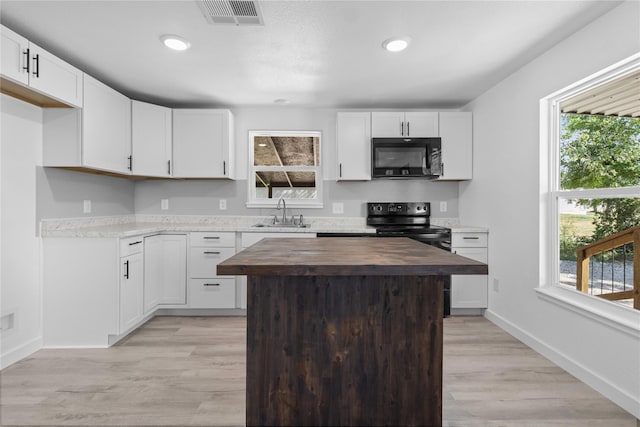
{"left": 40, "top": 215, "right": 378, "bottom": 238}
{"left": 40, "top": 215, "right": 480, "bottom": 238}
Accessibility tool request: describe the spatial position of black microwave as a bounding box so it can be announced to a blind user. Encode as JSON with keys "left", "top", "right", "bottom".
{"left": 371, "top": 137, "right": 442, "bottom": 179}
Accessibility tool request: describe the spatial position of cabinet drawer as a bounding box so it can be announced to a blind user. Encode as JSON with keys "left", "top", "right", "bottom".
{"left": 120, "top": 236, "right": 144, "bottom": 257}
{"left": 190, "top": 246, "right": 236, "bottom": 277}
{"left": 190, "top": 232, "right": 235, "bottom": 247}
{"left": 189, "top": 278, "right": 236, "bottom": 309}
{"left": 451, "top": 232, "right": 487, "bottom": 248}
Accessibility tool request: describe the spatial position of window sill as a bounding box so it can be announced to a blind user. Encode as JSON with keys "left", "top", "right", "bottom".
{"left": 536, "top": 286, "right": 640, "bottom": 338}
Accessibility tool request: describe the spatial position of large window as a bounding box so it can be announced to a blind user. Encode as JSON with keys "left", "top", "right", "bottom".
{"left": 247, "top": 131, "right": 322, "bottom": 208}
{"left": 543, "top": 54, "right": 640, "bottom": 312}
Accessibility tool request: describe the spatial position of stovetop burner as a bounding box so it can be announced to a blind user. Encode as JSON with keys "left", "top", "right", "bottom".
{"left": 366, "top": 202, "right": 451, "bottom": 247}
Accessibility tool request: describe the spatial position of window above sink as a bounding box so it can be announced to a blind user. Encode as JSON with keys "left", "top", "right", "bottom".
{"left": 246, "top": 130, "right": 323, "bottom": 208}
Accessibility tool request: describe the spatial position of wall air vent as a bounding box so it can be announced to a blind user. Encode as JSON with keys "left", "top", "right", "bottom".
{"left": 198, "top": 0, "right": 264, "bottom": 26}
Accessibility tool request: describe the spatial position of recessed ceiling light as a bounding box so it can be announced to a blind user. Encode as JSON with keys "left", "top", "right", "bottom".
{"left": 382, "top": 37, "right": 410, "bottom": 53}
{"left": 274, "top": 99, "right": 290, "bottom": 105}
{"left": 160, "top": 34, "right": 191, "bottom": 51}
{"left": 258, "top": 143, "right": 267, "bottom": 147}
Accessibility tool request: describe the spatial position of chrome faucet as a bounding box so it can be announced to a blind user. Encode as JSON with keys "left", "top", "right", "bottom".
{"left": 276, "top": 197, "right": 287, "bottom": 224}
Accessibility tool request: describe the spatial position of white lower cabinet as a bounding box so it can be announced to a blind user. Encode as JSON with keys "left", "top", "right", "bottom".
{"left": 43, "top": 237, "right": 120, "bottom": 347}
{"left": 238, "top": 232, "right": 317, "bottom": 309}
{"left": 119, "top": 248, "right": 144, "bottom": 334}
{"left": 188, "top": 232, "right": 237, "bottom": 308}
{"left": 451, "top": 231, "right": 488, "bottom": 311}
{"left": 144, "top": 234, "right": 187, "bottom": 314}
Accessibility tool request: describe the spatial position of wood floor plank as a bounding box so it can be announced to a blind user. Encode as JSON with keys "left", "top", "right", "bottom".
{"left": 0, "top": 316, "right": 636, "bottom": 426}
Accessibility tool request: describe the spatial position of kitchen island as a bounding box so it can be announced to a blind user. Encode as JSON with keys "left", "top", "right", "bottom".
{"left": 217, "top": 237, "right": 488, "bottom": 427}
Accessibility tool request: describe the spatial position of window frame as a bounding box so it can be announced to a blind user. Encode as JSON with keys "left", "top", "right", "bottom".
{"left": 538, "top": 52, "right": 640, "bottom": 334}
{"left": 246, "top": 130, "right": 323, "bottom": 209}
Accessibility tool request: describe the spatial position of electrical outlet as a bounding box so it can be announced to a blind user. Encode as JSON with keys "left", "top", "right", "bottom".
{"left": 493, "top": 278, "right": 500, "bottom": 292}
{"left": 440, "top": 201, "right": 447, "bottom": 212}
{"left": 219, "top": 199, "right": 227, "bottom": 210}
{"left": 161, "top": 199, "right": 169, "bottom": 210}
{"left": 83, "top": 200, "right": 91, "bottom": 214}
{"left": 0, "top": 313, "right": 14, "bottom": 331}
{"left": 332, "top": 202, "right": 344, "bottom": 214}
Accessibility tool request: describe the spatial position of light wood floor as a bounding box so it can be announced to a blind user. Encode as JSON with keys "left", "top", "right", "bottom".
{"left": 0, "top": 316, "right": 636, "bottom": 426}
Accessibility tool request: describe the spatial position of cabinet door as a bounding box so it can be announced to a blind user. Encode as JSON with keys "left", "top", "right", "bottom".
{"left": 28, "top": 42, "right": 83, "bottom": 108}
{"left": 144, "top": 234, "right": 187, "bottom": 309}
{"left": 143, "top": 235, "right": 163, "bottom": 313}
{"left": 371, "top": 112, "right": 404, "bottom": 137}
{"left": 132, "top": 101, "right": 172, "bottom": 177}
{"left": 119, "top": 252, "right": 144, "bottom": 334}
{"left": 1, "top": 25, "right": 29, "bottom": 85}
{"left": 172, "top": 109, "right": 232, "bottom": 178}
{"left": 160, "top": 234, "right": 187, "bottom": 305}
{"left": 404, "top": 112, "right": 438, "bottom": 137}
{"left": 451, "top": 247, "right": 488, "bottom": 308}
{"left": 438, "top": 112, "right": 472, "bottom": 180}
{"left": 336, "top": 112, "right": 371, "bottom": 181}
{"left": 83, "top": 74, "right": 132, "bottom": 174}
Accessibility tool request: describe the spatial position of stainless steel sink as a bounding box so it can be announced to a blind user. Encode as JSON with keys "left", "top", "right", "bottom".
{"left": 252, "top": 223, "right": 309, "bottom": 228}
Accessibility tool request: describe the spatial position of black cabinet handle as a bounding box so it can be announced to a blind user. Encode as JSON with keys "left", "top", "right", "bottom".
{"left": 407, "top": 121, "right": 410, "bottom": 136}
{"left": 23, "top": 48, "right": 30, "bottom": 73}
{"left": 203, "top": 251, "right": 221, "bottom": 255}
{"left": 339, "top": 163, "right": 342, "bottom": 178}
{"left": 127, "top": 155, "right": 132, "bottom": 171}
{"left": 204, "top": 283, "right": 220, "bottom": 287}
{"left": 124, "top": 260, "right": 129, "bottom": 279}
{"left": 128, "top": 241, "right": 142, "bottom": 246}
{"left": 32, "top": 53, "right": 39, "bottom": 77}
{"left": 463, "top": 237, "right": 480, "bottom": 240}
{"left": 203, "top": 236, "right": 220, "bottom": 240}
{"left": 167, "top": 160, "right": 171, "bottom": 175}
{"left": 223, "top": 160, "right": 226, "bottom": 175}
{"left": 401, "top": 121, "right": 404, "bottom": 136}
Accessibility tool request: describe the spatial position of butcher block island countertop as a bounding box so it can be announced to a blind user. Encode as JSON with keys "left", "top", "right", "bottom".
{"left": 217, "top": 237, "right": 488, "bottom": 427}
{"left": 216, "top": 236, "right": 487, "bottom": 276}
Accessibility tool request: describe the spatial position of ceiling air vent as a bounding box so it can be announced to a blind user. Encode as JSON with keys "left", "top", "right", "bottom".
{"left": 198, "top": 0, "right": 264, "bottom": 26}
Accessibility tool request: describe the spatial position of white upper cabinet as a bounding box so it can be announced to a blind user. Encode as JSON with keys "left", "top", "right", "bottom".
{"left": 336, "top": 112, "right": 371, "bottom": 181}
{"left": 437, "top": 112, "right": 473, "bottom": 180}
{"left": 132, "top": 101, "right": 172, "bottom": 177}
{"left": 82, "top": 74, "right": 132, "bottom": 174}
{"left": 0, "top": 25, "right": 83, "bottom": 107}
{"left": 371, "top": 111, "right": 438, "bottom": 137}
{"left": 1, "top": 26, "right": 29, "bottom": 85}
{"left": 172, "top": 109, "right": 235, "bottom": 179}
{"left": 43, "top": 73, "right": 132, "bottom": 174}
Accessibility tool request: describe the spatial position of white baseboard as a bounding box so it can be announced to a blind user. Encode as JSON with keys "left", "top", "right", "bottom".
{"left": 0, "top": 336, "right": 43, "bottom": 370}
{"left": 484, "top": 309, "right": 640, "bottom": 420}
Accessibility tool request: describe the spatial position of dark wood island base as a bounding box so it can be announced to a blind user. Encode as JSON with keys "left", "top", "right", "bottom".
{"left": 217, "top": 237, "right": 488, "bottom": 427}
{"left": 247, "top": 274, "right": 443, "bottom": 426}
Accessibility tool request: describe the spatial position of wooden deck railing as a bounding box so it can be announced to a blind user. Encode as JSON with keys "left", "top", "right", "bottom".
{"left": 576, "top": 225, "right": 640, "bottom": 309}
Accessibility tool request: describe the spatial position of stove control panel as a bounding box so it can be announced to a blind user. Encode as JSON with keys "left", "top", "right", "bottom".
{"left": 367, "top": 202, "right": 430, "bottom": 216}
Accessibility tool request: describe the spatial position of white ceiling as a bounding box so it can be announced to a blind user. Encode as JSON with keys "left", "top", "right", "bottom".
{"left": 0, "top": 1, "right": 621, "bottom": 109}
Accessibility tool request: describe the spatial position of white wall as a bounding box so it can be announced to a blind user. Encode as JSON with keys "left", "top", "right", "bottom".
{"left": 36, "top": 166, "right": 135, "bottom": 223}
{"left": 459, "top": 1, "right": 640, "bottom": 417}
{"left": 135, "top": 106, "right": 460, "bottom": 218}
{"left": 0, "top": 94, "right": 43, "bottom": 368}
